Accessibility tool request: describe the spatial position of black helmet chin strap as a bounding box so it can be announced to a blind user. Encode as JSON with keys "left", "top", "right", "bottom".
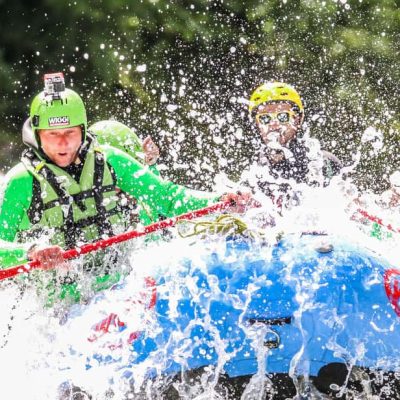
{"left": 75, "top": 133, "right": 93, "bottom": 163}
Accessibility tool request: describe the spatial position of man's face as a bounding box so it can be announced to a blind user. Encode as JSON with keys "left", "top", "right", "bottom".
{"left": 255, "top": 102, "right": 302, "bottom": 147}
{"left": 38, "top": 126, "right": 82, "bottom": 167}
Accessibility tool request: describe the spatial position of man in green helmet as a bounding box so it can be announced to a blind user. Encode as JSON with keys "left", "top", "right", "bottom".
{"left": 0, "top": 73, "right": 250, "bottom": 302}
{"left": 243, "top": 81, "right": 341, "bottom": 207}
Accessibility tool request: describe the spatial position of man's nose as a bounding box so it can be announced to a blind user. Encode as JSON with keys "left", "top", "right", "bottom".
{"left": 57, "top": 134, "right": 69, "bottom": 145}
{"left": 268, "top": 119, "right": 281, "bottom": 129}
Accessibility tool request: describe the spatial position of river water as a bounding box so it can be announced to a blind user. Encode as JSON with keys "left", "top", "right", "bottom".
{"left": 0, "top": 174, "right": 400, "bottom": 399}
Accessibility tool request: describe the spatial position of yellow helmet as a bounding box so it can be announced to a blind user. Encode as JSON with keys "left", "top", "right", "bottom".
{"left": 249, "top": 82, "right": 304, "bottom": 115}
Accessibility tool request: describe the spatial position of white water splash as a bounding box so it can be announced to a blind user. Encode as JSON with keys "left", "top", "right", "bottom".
{"left": 0, "top": 175, "right": 400, "bottom": 399}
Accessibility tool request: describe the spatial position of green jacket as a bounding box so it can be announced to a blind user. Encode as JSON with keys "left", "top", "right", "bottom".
{"left": 370, "top": 222, "right": 392, "bottom": 241}
{"left": 0, "top": 144, "right": 219, "bottom": 269}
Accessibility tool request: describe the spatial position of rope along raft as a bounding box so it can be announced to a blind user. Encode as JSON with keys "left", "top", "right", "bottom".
{"left": 177, "top": 214, "right": 264, "bottom": 239}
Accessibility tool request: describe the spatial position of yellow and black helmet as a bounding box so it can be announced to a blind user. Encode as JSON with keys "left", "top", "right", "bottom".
{"left": 249, "top": 82, "right": 304, "bottom": 115}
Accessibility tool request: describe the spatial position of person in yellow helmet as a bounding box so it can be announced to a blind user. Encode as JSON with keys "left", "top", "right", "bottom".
{"left": 246, "top": 82, "right": 341, "bottom": 201}
{"left": 249, "top": 81, "right": 305, "bottom": 150}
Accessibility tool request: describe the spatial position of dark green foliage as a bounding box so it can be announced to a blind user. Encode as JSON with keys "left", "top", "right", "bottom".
{"left": 1, "top": 0, "right": 399, "bottom": 191}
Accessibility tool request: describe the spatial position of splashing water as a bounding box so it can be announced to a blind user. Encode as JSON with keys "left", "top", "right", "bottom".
{"left": 361, "top": 127, "right": 384, "bottom": 156}
{"left": 1, "top": 177, "right": 400, "bottom": 399}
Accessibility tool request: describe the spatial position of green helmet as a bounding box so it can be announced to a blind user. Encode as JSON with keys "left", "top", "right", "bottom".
{"left": 249, "top": 82, "right": 304, "bottom": 115}
{"left": 23, "top": 73, "right": 87, "bottom": 149}
{"left": 89, "top": 120, "right": 143, "bottom": 161}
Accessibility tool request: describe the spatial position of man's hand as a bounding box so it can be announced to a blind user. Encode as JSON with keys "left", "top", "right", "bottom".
{"left": 28, "top": 245, "right": 64, "bottom": 270}
{"left": 388, "top": 189, "right": 400, "bottom": 208}
{"left": 220, "top": 192, "right": 261, "bottom": 214}
{"left": 142, "top": 136, "right": 160, "bottom": 166}
{"left": 387, "top": 171, "right": 400, "bottom": 207}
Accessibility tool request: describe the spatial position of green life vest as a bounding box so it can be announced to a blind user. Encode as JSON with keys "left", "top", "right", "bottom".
{"left": 18, "top": 143, "right": 130, "bottom": 307}
{"left": 19, "top": 144, "right": 125, "bottom": 249}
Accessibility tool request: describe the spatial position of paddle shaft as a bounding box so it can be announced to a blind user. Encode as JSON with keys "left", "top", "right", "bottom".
{"left": 0, "top": 201, "right": 231, "bottom": 281}
{"left": 356, "top": 208, "right": 400, "bottom": 234}
{"left": 1, "top": 203, "right": 392, "bottom": 281}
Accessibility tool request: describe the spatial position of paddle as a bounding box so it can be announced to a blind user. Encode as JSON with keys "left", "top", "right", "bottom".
{"left": 356, "top": 208, "right": 400, "bottom": 235}
{"left": 0, "top": 200, "right": 232, "bottom": 281}
{"left": 2, "top": 200, "right": 390, "bottom": 281}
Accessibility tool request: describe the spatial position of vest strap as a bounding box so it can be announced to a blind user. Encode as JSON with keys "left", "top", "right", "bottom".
{"left": 38, "top": 164, "right": 78, "bottom": 249}
{"left": 93, "top": 151, "right": 114, "bottom": 238}
{"left": 42, "top": 185, "right": 115, "bottom": 211}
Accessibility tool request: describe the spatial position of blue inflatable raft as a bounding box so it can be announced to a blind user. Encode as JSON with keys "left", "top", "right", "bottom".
{"left": 76, "top": 233, "right": 400, "bottom": 398}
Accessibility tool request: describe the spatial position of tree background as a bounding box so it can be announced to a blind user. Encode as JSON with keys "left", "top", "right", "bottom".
{"left": 1, "top": 0, "right": 399, "bottom": 191}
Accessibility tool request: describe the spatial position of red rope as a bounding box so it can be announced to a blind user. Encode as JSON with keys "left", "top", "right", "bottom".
{"left": 1, "top": 203, "right": 394, "bottom": 282}
{"left": 0, "top": 201, "right": 231, "bottom": 281}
